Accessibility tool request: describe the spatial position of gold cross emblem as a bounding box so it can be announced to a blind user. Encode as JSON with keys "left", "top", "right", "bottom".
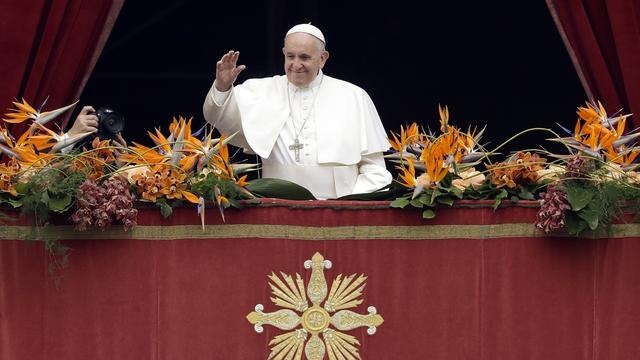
{"left": 247, "top": 252, "right": 384, "bottom": 359}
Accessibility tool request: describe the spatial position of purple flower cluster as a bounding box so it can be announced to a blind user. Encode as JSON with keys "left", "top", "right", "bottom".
{"left": 564, "top": 156, "right": 594, "bottom": 180}
{"left": 535, "top": 185, "right": 571, "bottom": 233}
{"left": 70, "top": 176, "right": 138, "bottom": 231}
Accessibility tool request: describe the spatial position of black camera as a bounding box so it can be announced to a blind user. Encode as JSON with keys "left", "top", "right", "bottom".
{"left": 94, "top": 107, "right": 125, "bottom": 140}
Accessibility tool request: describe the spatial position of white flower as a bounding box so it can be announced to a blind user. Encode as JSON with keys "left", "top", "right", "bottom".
{"left": 603, "top": 163, "right": 624, "bottom": 181}
{"left": 536, "top": 164, "right": 565, "bottom": 184}
{"left": 627, "top": 171, "right": 640, "bottom": 184}
{"left": 118, "top": 165, "right": 151, "bottom": 184}
{"left": 452, "top": 168, "right": 485, "bottom": 191}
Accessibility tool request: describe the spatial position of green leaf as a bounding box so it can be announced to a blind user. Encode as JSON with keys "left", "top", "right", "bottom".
{"left": 436, "top": 196, "right": 454, "bottom": 206}
{"left": 337, "top": 183, "right": 407, "bottom": 201}
{"left": 517, "top": 186, "right": 536, "bottom": 200}
{"left": 48, "top": 194, "right": 73, "bottom": 213}
{"left": 416, "top": 193, "right": 431, "bottom": 205}
{"left": 390, "top": 197, "right": 410, "bottom": 208}
{"left": 566, "top": 184, "right": 594, "bottom": 211}
{"left": 227, "top": 198, "right": 242, "bottom": 208}
{"left": 422, "top": 209, "right": 436, "bottom": 219}
{"left": 14, "top": 182, "right": 29, "bottom": 195}
{"left": 577, "top": 205, "right": 600, "bottom": 230}
{"left": 246, "top": 178, "right": 316, "bottom": 200}
{"left": 450, "top": 187, "right": 464, "bottom": 199}
{"left": 156, "top": 199, "right": 173, "bottom": 218}
{"left": 0, "top": 193, "right": 22, "bottom": 208}
{"left": 493, "top": 188, "right": 508, "bottom": 210}
{"left": 565, "top": 212, "right": 588, "bottom": 236}
{"left": 409, "top": 198, "right": 424, "bottom": 208}
{"left": 41, "top": 191, "right": 50, "bottom": 205}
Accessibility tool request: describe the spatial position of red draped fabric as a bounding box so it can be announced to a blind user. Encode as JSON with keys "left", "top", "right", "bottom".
{"left": 0, "top": 0, "right": 124, "bottom": 135}
{"left": 2, "top": 200, "right": 640, "bottom": 359}
{"left": 547, "top": 0, "right": 640, "bottom": 128}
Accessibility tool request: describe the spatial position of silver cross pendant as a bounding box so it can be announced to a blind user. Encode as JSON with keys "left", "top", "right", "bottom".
{"left": 288, "top": 138, "right": 304, "bottom": 162}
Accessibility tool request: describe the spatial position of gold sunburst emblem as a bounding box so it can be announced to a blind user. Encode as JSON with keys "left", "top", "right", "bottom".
{"left": 246, "top": 252, "right": 384, "bottom": 360}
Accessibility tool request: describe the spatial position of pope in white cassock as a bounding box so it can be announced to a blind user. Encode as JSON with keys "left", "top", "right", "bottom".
{"left": 203, "top": 24, "right": 392, "bottom": 199}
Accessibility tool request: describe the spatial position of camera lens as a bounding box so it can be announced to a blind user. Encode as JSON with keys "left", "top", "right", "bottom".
{"left": 95, "top": 107, "right": 125, "bottom": 140}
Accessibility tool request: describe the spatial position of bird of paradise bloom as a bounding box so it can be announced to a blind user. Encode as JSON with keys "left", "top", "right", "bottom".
{"left": 604, "top": 145, "right": 640, "bottom": 170}
{"left": 396, "top": 157, "right": 417, "bottom": 189}
{"left": 421, "top": 142, "right": 449, "bottom": 185}
{"left": 2, "top": 98, "right": 78, "bottom": 128}
{"left": 387, "top": 122, "right": 424, "bottom": 153}
{"left": 438, "top": 104, "right": 450, "bottom": 133}
{"left": 121, "top": 117, "right": 200, "bottom": 173}
{"left": 574, "top": 119, "right": 624, "bottom": 156}
{"left": 575, "top": 100, "right": 631, "bottom": 128}
{"left": 2, "top": 98, "right": 42, "bottom": 124}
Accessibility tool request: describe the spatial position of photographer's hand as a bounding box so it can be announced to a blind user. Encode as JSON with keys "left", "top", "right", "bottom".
{"left": 112, "top": 132, "right": 128, "bottom": 167}
{"left": 113, "top": 133, "right": 127, "bottom": 149}
{"left": 68, "top": 106, "right": 99, "bottom": 137}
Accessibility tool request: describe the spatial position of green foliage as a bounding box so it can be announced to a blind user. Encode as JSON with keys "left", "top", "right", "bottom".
{"left": 0, "top": 193, "right": 22, "bottom": 207}
{"left": 190, "top": 172, "right": 253, "bottom": 207}
{"left": 562, "top": 179, "right": 640, "bottom": 236}
{"left": 17, "top": 168, "right": 86, "bottom": 225}
{"left": 11, "top": 168, "right": 86, "bottom": 282}
{"left": 565, "top": 183, "right": 593, "bottom": 211}
{"left": 337, "top": 183, "right": 407, "bottom": 201}
{"left": 386, "top": 185, "right": 459, "bottom": 219}
{"left": 246, "top": 178, "right": 316, "bottom": 200}
{"left": 390, "top": 196, "right": 410, "bottom": 208}
{"left": 156, "top": 198, "right": 173, "bottom": 218}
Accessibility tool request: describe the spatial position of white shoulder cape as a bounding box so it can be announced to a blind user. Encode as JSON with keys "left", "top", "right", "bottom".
{"left": 233, "top": 74, "right": 389, "bottom": 165}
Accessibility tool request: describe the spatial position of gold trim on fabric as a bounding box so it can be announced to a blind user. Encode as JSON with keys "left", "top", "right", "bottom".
{"left": 2, "top": 223, "right": 640, "bottom": 241}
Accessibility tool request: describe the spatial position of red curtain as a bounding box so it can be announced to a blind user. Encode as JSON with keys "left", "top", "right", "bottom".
{"left": 2, "top": 201, "right": 640, "bottom": 359}
{"left": 547, "top": 0, "right": 640, "bottom": 128}
{"left": 0, "top": 0, "right": 124, "bottom": 135}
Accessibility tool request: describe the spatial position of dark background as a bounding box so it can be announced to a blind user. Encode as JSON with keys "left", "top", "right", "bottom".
{"left": 81, "top": 0, "right": 585, "bottom": 157}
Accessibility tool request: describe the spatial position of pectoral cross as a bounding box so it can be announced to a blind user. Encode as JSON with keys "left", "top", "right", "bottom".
{"left": 289, "top": 138, "right": 304, "bottom": 162}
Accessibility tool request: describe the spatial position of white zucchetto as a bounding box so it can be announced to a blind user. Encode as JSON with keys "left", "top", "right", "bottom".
{"left": 285, "top": 23, "right": 326, "bottom": 44}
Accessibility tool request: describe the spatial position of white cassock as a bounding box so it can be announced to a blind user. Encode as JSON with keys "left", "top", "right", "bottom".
{"left": 203, "top": 71, "right": 392, "bottom": 199}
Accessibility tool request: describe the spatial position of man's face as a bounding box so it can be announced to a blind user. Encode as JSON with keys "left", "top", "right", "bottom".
{"left": 282, "top": 33, "right": 328, "bottom": 87}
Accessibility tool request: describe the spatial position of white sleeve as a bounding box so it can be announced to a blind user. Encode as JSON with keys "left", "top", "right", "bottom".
{"left": 203, "top": 81, "right": 251, "bottom": 150}
{"left": 351, "top": 152, "right": 393, "bottom": 194}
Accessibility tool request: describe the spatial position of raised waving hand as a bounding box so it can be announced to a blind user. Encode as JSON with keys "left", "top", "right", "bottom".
{"left": 214, "top": 50, "right": 246, "bottom": 92}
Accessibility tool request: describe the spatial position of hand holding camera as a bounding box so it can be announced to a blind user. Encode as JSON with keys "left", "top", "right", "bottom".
{"left": 68, "top": 105, "right": 99, "bottom": 137}
{"left": 68, "top": 105, "right": 127, "bottom": 149}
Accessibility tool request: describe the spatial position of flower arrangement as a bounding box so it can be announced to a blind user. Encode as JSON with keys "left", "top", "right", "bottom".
{"left": 387, "top": 105, "right": 500, "bottom": 218}
{"left": 534, "top": 101, "right": 640, "bottom": 234}
{"left": 386, "top": 101, "right": 640, "bottom": 234}
{"left": 0, "top": 98, "right": 256, "bottom": 271}
{"left": 2, "top": 97, "right": 640, "bottom": 242}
